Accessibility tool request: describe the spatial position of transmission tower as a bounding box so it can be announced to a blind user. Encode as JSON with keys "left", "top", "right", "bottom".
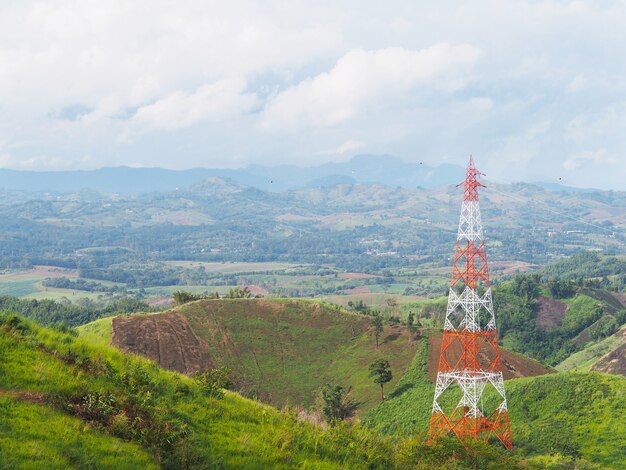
{"left": 428, "top": 156, "right": 512, "bottom": 450}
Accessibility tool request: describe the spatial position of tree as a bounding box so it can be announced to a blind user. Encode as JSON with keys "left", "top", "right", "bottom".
{"left": 226, "top": 287, "right": 252, "bottom": 299}
{"left": 547, "top": 279, "right": 576, "bottom": 299}
{"left": 173, "top": 290, "right": 200, "bottom": 306}
{"left": 385, "top": 297, "right": 398, "bottom": 319}
{"left": 369, "top": 358, "right": 392, "bottom": 401}
{"left": 511, "top": 273, "right": 541, "bottom": 300}
{"left": 317, "top": 384, "right": 358, "bottom": 423}
{"left": 372, "top": 314, "right": 384, "bottom": 348}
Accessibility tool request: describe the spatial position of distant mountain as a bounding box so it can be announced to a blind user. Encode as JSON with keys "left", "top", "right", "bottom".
{"left": 0, "top": 155, "right": 465, "bottom": 193}
{"left": 533, "top": 181, "right": 599, "bottom": 193}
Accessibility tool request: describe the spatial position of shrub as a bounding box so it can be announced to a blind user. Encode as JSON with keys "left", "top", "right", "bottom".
{"left": 194, "top": 367, "right": 232, "bottom": 399}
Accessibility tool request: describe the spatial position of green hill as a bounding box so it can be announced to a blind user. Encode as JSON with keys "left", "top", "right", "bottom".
{"left": 0, "top": 313, "right": 528, "bottom": 469}
{"left": 557, "top": 324, "right": 626, "bottom": 372}
{"left": 494, "top": 279, "right": 626, "bottom": 367}
{"left": 81, "top": 298, "right": 551, "bottom": 415}
{"left": 362, "top": 336, "right": 626, "bottom": 469}
{"left": 87, "top": 298, "right": 421, "bottom": 413}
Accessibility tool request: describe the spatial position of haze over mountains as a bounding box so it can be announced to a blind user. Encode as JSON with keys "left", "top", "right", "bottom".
{"left": 0, "top": 155, "right": 592, "bottom": 193}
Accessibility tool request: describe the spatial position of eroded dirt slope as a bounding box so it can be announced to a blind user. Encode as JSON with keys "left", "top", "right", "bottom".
{"left": 111, "top": 311, "right": 212, "bottom": 375}
{"left": 427, "top": 331, "right": 554, "bottom": 382}
{"left": 535, "top": 296, "right": 568, "bottom": 330}
{"left": 591, "top": 327, "right": 626, "bottom": 376}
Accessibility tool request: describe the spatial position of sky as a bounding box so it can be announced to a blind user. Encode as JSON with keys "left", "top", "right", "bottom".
{"left": 0, "top": 1, "right": 625, "bottom": 189}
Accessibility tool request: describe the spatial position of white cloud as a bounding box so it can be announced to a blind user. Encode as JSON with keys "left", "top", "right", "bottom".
{"left": 319, "top": 140, "right": 365, "bottom": 155}
{"left": 260, "top": 44, "right": 481, "bottom": 130}
{"left": 0, "top": 1, "right": 625, "bottom": 188}
{"left": 566, "top": 75, "right": 586, "bottom": 93}
{"left": 0, "top": 152, "right": 94, "bottom": 169}
{"left": 563, "top": 149, "right": 616, "bottom": 171}
{"left": 123, "top": 79, "right": 257, "bottom": 138}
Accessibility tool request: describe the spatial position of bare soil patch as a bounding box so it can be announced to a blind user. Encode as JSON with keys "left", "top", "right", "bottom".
{"left": 148, "top": 297, "right": 173, "bottom": 308}
{"left": 32, "top": 265, "right": 79, "bottom": 278}
{"left": 535, "top": 296, "right": 568, "bottom": 330}
{"left": 243, "top": 285, "right": 268, "bottom": 296}
{"left": 591, "top": 327, "right": 626, "bottom": 377}
{"left": 489, "top": 261, "right": 538, "bottom": 276}
{"left": 591, "top": 343, "right": 626, "bottom": 376}
{"left": 111, "top": 312, "right": 212, "bottom": 375}
{"left": 427, "top": 331, "right": 554, "bottom": 382}
{"left": 0, "top": 388, "right": 46, "bottom": 404}
{"left": 613, "top": 293, "right": 626, "bottom": 307}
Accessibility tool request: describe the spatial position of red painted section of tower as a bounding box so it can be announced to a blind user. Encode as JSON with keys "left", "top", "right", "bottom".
{"left": 428, "top": 156, "right": 512, "bottom": 451}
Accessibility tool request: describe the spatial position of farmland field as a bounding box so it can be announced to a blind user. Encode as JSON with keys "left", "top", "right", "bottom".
{"left": 162, "top": 261, "right": 304, "bottom": 273}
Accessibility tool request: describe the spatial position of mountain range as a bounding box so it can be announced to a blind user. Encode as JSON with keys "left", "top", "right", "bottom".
{"left": 0, "top": 155, "right": 595, "bottom": 193}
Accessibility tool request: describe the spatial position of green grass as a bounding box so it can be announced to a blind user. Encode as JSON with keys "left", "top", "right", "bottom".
{"left": 0, "top": 280, "right": 40, "bottom": 297}
{"left": 361, "top": 337, "right": 432, "bottom": 438}
{"left": 22, "top": 288, "right": 105, "bottom": 302}
{"left": 362, "top": 337, "right": 626, "bottom": 469}
{"left": 179, "top": 298, "right": 420, "bottom": 412}
{"left": 76, "top": 317, "right": 114, "bottom": 348}
{"left": 0, "top": 269, "right": 114, "bottom": 303}
{"left": 81, "top": 298, "right": 420, "bottom": 413}
{"left": 507, "top": 372, "right": 626, "bottom": 467}
{"left": 0, "top": 313, "right": 522, "bottom": 469}
{"left": 556, "top": 324, "right": 626, "bottom": 372}
{"left": 162, "top": 261, "right": 303, "bottom": 273}
{"left": 0, "top": 396, "right": 156, "bottom": 470}
{"left": 0, "top": 314, "right": 391, "bottom": 468}
{"left": 560, "top": 294, "right": 604, "bottom": 335}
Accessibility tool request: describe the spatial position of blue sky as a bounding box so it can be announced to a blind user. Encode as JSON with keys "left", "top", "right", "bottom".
{"left": 0, "top": 1, "right": 625, "bottom": 189}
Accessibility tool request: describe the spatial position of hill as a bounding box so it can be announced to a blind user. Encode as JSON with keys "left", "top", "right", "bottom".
{"left": 84, "top": 298, "right": 552, "bottom": 415}
{"left": 494, "top": 276, "right": 626, "bottom": 368}
{"left": 0, "top": 156, "right": 464, "bottom": 193}
{"left": 0, "top": 175, "right": 623, "bottom": 280}
{"left": 105, "top": 299, "right": 422, "bottom": 412}
{"left": 0, "top": 313, "right": 531, "bottom": 469}
{"left": 362, "top": 335, "right": 626, "bottom": 469}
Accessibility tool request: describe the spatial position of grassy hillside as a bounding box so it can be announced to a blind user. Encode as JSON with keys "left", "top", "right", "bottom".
{"left": 0, "top": 313, "right": 527, "bottom": 469}
{"left": 106, "top": 299, "right": 421, "bottom": 412}
{"left": 87, "top": 298, "right": 550, "bottom": 414}
{"left": 0, "top": 395, "right": 156, "bottom": 470}
{"left": 495, "top": 279, "right": 626, "bottom": 366}
{"left": 557, "top": 324, "right": 626, "bottom": 372}
{"left": 362, "top": 335, "right": 626, "bottom": 469}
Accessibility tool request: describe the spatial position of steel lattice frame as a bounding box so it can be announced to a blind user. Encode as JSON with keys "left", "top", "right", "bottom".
{"left": 428, "top": 156, "right": 512, "bottom": 450}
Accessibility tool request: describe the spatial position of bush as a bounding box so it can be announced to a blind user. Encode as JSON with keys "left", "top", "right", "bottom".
{"left": 194, "top": 367, "right": 232, "bottom": 399}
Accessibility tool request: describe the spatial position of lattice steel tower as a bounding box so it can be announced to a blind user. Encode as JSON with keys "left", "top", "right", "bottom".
{"left": 428, "top": 156, "right": 512, "bottom": 450}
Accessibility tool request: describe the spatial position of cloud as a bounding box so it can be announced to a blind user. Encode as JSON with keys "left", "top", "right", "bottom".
{"left": 319, "top": 140, "right": 365, "bottom": 156}
{"left": 260, "top": 43, "right": 481, "bottom": 130}
{"left": 123, "top": 79, "right": 257, "bottom": 139}
{"left": 0, "top": 1, "right": 625, "bottom": 188}
{"left": 0, "top": 152, "right": 94, "bottom": 169}
{"left": 563, "top": 149, "right": 616, "bottom": 171}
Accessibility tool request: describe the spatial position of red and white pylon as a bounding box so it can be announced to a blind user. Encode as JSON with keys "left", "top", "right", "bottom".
{"left": 428, "top": 156, "right": 512, "bottom": 450}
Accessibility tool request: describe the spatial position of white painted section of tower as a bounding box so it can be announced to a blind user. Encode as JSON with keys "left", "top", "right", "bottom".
{"left": 445, "top": 286, "right": 495, "bottom": 332}
{"left": 457, "top": 200, "right": 483, "bottom": 242}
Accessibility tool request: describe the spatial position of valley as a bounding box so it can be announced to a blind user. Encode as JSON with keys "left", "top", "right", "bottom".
{"left": 0, "top": 175, "right": 624, "bottom": 468}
